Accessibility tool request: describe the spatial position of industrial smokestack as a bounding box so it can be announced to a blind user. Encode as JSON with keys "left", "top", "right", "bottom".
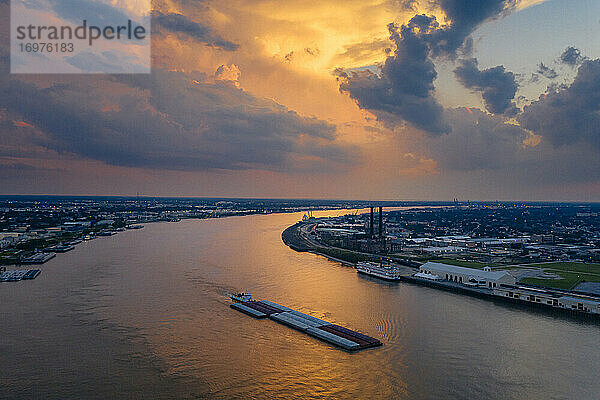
{"left": 369, "top": 207, "right": 374, "bottom": 238}
{"left": 378, "top": 207, "right": 383, "bottom": 238}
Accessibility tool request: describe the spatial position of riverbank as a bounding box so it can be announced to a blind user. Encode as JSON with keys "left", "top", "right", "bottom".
{"left": 282, "top": 221, "right": 600, "bottom": 321}
{"left": 281, "top": 222, "right": 420, "bottom": 267}
{"left": 401, "top": 274, "right": 600, "bottom": 321}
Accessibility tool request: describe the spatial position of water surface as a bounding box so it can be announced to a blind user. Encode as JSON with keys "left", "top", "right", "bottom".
{"left": 1, "top": 211, "right": 598, "bottom": 399}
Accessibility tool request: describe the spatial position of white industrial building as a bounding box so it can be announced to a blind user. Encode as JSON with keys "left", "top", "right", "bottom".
{"left": 493, "top": 286, "right": 600, "bottom": 314}
{"left": 417, "top": 262, "right": 600, "bottom": 315}
{"left": 419, "top": 261, "right": 517, "bottom": 288}
{"left": 419, "top": 246, "right": 467, "bottom": 255}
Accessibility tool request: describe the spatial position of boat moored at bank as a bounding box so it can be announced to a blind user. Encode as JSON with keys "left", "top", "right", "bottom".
{"left": 356, "top": 261, "right": 402, "bottom": 281}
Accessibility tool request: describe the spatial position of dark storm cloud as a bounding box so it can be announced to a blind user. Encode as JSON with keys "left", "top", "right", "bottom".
{"left": 0, "top": 72, "right": 354, "bottom": 172}
{"left": 454, "top": 58, "right": 518, "bottom": 115}
{"left": 427, "top": 0, "right": 517, "bottom": 57}
{"left": 153, "top": 11, "right": 239, "bottom": 51}
{"left": 410, "top": 108, "right": 600, "bottom": 185}
{"left": 518, "top": 59, "right": 600, "bottom": 149}
{"left": 339, "top": 0, "right": 516, "bottom": 134}
{"left": 537, "top": 62, "right": 558, "bottom": 79}
{"left": 339, "top": 18, "right": 450, "bottom": 135}
{"left": 560, "top": 46, "right": 584, "bottom": 67}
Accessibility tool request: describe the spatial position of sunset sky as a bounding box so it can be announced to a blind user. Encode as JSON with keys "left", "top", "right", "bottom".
{"left": 1, "top": 0, "right": 599, "bottom": 201}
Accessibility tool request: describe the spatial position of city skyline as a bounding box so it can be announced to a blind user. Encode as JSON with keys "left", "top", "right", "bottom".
{"left": 1, "top": 0, "right": 600, "bottom": 201}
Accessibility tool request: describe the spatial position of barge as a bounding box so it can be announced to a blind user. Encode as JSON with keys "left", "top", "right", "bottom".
{"left": 228, "top": 294, "right": 381, "bottom": 351}
{"left": 0, "top": 269, "right": 41, "bottom": 282}
{"left": 21, "top": 252, "right": 56, "bottom": 264}
{"left": 44, "top": 244, "right": 75, "bottom": 253}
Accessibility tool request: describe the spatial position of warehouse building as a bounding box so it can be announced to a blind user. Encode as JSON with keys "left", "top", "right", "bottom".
{"left": 419, "top": 261, "right": 517, "bottom": 288}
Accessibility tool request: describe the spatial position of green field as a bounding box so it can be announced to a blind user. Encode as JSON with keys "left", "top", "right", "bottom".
{"left": 523, "top": 262, "right": 600, "bottom": 275}
{"left": 520, "top": 275, "right": 582, "bottom": 290}
{"left": 519, "top": 262, "right": 600, "bottom": 290}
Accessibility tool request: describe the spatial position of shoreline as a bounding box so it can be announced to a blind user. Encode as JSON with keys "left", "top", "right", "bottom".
{"left": 282, "top": 221, "right": 600, "bottom": 322}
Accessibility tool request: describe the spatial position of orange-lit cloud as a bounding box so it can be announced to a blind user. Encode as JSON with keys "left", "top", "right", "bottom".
{"left": 215, "top": 64, "right": 241, "bottom": 87}
{"left": 2, "top": 0, "right": 597, "bottom": 202}
{"left": 102, "top": 104, "right": 120, "bottom": 112}
{"left": 12, "top": 121, "right": 34, "bottom": 128}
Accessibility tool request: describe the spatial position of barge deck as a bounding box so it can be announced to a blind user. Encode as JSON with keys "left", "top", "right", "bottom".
{"left": 229, "top": 297, "right": 381, "bottom": 351}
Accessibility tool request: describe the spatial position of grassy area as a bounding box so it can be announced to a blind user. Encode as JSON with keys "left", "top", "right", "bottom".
{"left": 430, "top": 258, "right": 497, "bottom": 269}
{"left": 519, "top": 263, "right": 600, "bottom": 290}
{"left": 520, "top": 275, "right": 582, "bottom": 290}
{"left": 315, "top": 247, "right": 373, "bottom": 264}
{"left": 520, "top": 271, "right": 600, "bottom": 290}
{"left": 523, "top": 262, "right": 600, "bottom": 275}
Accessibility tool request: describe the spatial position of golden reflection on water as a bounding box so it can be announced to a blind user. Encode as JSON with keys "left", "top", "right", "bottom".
{"left": 90, "top": 210, "right": 409, "bottom": 398}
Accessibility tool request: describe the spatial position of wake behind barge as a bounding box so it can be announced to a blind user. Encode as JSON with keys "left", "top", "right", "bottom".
{"left": 228, "top": 293, "right": 381, "bottom": 351}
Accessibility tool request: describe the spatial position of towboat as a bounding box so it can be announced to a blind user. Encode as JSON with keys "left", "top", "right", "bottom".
{"left": 229, "top": 292, "right": 254, "bottom": 302}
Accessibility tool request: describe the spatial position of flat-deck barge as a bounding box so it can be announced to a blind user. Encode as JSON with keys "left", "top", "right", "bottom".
{"left": 20, "top": 252, "right": 55, "bottom": 264}
{"left": 0, "top": 269, "right": 41, "bottom": 282}
{"left": 229, "top": 294, "right": 381, "bottom": 351}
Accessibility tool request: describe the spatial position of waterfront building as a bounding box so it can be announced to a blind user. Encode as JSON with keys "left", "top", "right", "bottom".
{"left": 419, "top": 246, "right": 467, "bottom": 255}
{"left": 493, "top": 286, "right": 600, "bottom": 314}
{"left": 415, "top": 262, "right": 600, "bottom": 315}
{"left": 419, "top": 262, "right": 517, "bottom": 288}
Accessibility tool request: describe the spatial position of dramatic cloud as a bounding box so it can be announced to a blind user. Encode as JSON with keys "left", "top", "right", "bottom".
{"left": 518, "top": 59, "right": 600, "bottom": 149}
{"left": 339, "top": 0, "right": 517, "bottom": 134}
{"left": 400, "top": 107, "right": 600, "bottom": 188}
{"left": 153, "top": 11, "right": 239, "bottom": 51}
{"left": 560, "top": 46, "right": 584, "bottom": 67}
{"left": 399, "top": 108, "right": 528, "bottom": 171}
{"left": 536, "top": 62, "right": 558, "bottom": 79}
{"left": 0, "top": 72, "right": 354, "bottom": 172}
{"left": 215, "top": 64, "right": 241, "bottom": 83}
{"left": 427, "top": 0, "right": 517, "bottom": 57}
{"left": 454, "top": 58, "right": 519, "bottom": 115}
{"left": 2, "top": 0, "right": 598, "bottom": 200}
{"left": 339, "top": 17, "right": 450, "bottom": 135}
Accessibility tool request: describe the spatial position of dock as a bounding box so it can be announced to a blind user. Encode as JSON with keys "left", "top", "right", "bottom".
{"left": 230, "top": 298, "right": 381, "bottom": 351}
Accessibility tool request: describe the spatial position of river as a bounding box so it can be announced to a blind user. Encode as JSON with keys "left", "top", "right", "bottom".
{"left": 1, "top": 210, "right": 598, "bottom": 399}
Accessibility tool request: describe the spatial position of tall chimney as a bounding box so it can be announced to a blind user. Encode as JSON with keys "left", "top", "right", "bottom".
{"left": 378, "top": 206, "right": 383, "bottom": 238}
{"left": 369, "top": 207, "right": 374, "bottom": 238}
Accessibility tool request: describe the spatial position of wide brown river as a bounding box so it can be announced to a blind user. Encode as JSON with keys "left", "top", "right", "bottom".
{"left": 1, "top": 211, "right": 599, "bottom": 399}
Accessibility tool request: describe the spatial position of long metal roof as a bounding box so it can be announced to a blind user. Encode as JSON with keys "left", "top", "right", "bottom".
{"left": 421, "top": 261, "right": 513, "bottom": 280}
